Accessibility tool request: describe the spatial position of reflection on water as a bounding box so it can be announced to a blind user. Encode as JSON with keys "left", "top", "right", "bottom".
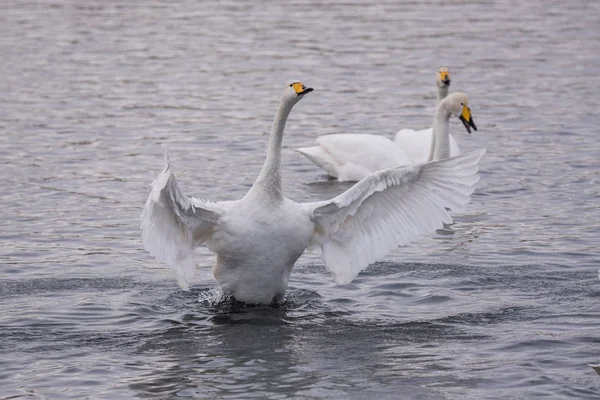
{"left": 130, "top": 287, "right": 477, "bottom": 399}
{"left": 1, "top": 0, "right": 600, "bottom": 398}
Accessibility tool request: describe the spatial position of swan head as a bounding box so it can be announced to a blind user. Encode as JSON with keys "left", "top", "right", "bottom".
{"left": 445, "top": 92, "right": 477, "bottom": 134}
{"left": 283, "top": 80, "right": 313, "bottom": 103}
{"left": 437, "top": 67, "right": 451, "bottom": 88}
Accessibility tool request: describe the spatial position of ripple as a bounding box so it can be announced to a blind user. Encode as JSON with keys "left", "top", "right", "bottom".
{"left": 1, "top": 0, "right": 600, "bottom": 398}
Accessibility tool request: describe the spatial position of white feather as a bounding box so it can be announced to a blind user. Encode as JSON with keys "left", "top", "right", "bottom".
{"left": 140, "top": 151, "right": 223, "bottom": 290}
{"left": 140, "top": 81, "right": 486, "bottom": 304}
{"left": 394, "top": 127, "right": 461, "bottom": 163}
{"left": 309, "top": 149, "right": 486, "bottom": 284}
{"left": 297, "top": 69, "right": 464, "bottom": 180}
{"left": 297, "top": 134, "right": 412, "bottom": 181}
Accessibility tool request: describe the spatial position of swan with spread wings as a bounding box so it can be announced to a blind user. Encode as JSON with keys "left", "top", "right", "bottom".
{"left": 141, "top": 80, "right": 485, "bottom": 304}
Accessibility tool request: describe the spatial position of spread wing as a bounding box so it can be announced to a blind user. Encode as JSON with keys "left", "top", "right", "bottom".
{"left": 307, "top": 149, "right": 486, "bottom": 284}
{"left": 140, "top": 152, "right": 224, "bottom": 290}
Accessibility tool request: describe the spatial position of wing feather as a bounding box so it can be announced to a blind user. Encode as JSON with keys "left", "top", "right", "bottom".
{"left": 308, "top": 149, "right": 486, "bottom": 284}
{"left": 140, "top": 152, "right": 223, "bottom": 290}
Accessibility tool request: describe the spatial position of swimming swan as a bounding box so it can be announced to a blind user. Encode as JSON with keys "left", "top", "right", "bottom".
{"left": 394, "top": 67, "right": 461, "bottom": 162}
{"left": 296, "top": 68, "right": 461, "bottom": 180}
{"left": 141, "top": 80, "right": 485, "bottom": 305}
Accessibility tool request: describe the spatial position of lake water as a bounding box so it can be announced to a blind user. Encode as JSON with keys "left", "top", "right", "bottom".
{"left": 1, "top": 0, "right": 599, "bottom": 398}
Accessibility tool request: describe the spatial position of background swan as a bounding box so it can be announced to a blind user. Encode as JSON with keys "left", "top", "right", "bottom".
{"left": 297, "top": 68, "right": 460, "bottom": 181}
{"left": 394, "top": 67, "right": 461, "bottom": 162}
{"left": 394, "top": 67, "right": 460, "bottom": 163}
{"left": 141, "top": 81, "right": 485, "bottom": 305}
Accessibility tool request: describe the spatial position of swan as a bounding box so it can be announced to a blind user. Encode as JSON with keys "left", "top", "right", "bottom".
{"left": 296, "top": 67, "right": 462, "bottom": 180}
{"left": 394, "top": 67, "right": 461, "bottom": 162}
{"left": 141, "top": 80, "right": 485, "bottom": 305}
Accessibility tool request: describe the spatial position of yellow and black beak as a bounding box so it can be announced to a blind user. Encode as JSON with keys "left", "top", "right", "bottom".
{"left": 439, "top": 70, "right": 451, "bottom": 86}
{"left": 292, "top": 82, "right": 313, "bottom": 96}
{"left": 459, "top": 105, "right": 477, "bottom": 134}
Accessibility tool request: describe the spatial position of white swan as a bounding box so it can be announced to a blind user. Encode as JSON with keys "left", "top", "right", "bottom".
{"left": 297, "top": 68, "right": 462, "bottom": 181}
{"left": 141, "top": 80, "right": 485, "bottom": 305}
{"left": 394, "top": 67, "right": 462, "bottom": 163}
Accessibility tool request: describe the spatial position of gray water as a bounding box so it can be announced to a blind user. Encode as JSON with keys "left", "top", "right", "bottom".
{"left": 1, "top": 0, "right": 599, "bottom": 398}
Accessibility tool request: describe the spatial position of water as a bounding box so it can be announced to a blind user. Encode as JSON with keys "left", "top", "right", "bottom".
{"left": 1, "top": 0, "right": 599, "bottom": 398}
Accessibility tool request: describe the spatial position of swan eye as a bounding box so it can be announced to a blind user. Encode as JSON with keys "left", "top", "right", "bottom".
{"left": 290, "top": 84, "right": 293, "bottom": 87}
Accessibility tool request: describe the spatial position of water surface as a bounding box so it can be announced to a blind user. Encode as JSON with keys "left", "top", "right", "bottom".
{"left": 1, "top": 0, "right": 600, "bottom": 398}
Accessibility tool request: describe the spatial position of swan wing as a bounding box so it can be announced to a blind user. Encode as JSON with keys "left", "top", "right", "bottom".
{"left": 141, "top": 152, "right": 224, "bottom": 290}
{"left": 307, "top": 149, "right": 486, "bottom": 284}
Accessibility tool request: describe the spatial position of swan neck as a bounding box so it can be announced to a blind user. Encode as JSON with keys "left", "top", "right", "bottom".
{"left": 436, "top": 85, "right": 449, "bottom": 105}
{"left": 428, "top": 103, "right": 451, "bottom": 162}
{"left": 249, "top": 98, "right": 294, "bottom": 200}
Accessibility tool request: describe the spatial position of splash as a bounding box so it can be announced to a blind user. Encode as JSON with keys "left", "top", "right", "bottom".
{"left": 197, "top": 286, "right": 224, "bottom": 307}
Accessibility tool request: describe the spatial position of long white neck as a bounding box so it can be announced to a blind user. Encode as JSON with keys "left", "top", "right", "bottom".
{"left": 246, "top": 98, "right": 294, "bottom": 201}
{"left": 436, "top": 84, "right": 449, "bottom": 105}
{"left": 427, "top": 101, "right": 451, "bottom": 162}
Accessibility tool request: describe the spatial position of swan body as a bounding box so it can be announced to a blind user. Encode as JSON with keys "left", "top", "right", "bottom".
{"left": 298, "top": 67, "right": 462, "bottom": 180}
{"left": 393, "top": 127, "right": 461, "bottom": 164}
{"left": 141, "top": 81, "right": 485, "bottom": 304}
{"left": 297, "top": 133, "right": 412, "bottom": 182}
{"left": 208, "top": 197, "right": 312, "bottom": 303}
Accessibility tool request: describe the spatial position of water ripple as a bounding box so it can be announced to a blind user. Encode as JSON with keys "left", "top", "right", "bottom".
{"left": 1, "top": 0, "right": 600, "bottom": 398}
